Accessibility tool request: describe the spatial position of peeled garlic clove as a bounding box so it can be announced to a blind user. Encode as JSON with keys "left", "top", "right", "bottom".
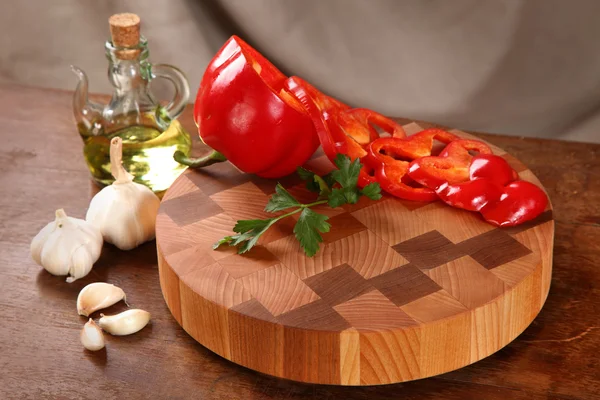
{"left": 77, "top": 282, "right": 127, "bottom": 317}
{"left": 98, "top": 309, "right": 151, "bottom": 336}
{"left": 80, "top": 319, "right": 105, "bottom": 351}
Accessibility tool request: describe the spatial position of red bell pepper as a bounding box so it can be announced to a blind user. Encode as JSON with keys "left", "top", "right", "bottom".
{"left": 364, "top": 129, "right": 460, "bottom": 201}
{"left": 413, "top": 151, "right": 548, "bottom": 226}
{"left": 407, "top": 139, "right": 493, "bottom": 189}
{"left": 286, "top": 77, "right": 412, "bottom": 189}
{"left": 480, "top": 180, "right": 548, "bottom": 227}
{"left": 289, "top": 80, "right": 406, "bottom": 147}
{"left": 433, "top": 154, "right": 515, "bottom": 213}
{"left": 182, "top": 36, "right": 320, "bottom": 178}
{"left": 469, "top": 154, "right": 519, "bottom": 186}
{"left": 337, "top": 108, "right": 406, "bottom": 144}
{"left": 284, "top": 77, "right": 367, "bottom": 163}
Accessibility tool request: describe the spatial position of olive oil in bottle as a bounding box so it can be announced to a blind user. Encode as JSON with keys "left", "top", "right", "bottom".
{"left": 71, "top": 13, "right": 192, "bottom": 193}
{"left": 79, "top": 119, "right": 191, "bottom": 193}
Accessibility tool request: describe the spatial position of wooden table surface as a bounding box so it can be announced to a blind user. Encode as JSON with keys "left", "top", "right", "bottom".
{"left": 1, "top": 84, "right": 599, "bottom": 400}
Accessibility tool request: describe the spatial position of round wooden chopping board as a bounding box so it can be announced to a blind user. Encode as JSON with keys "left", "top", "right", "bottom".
{"left": 156, "top": 123, "right": 554, "bottom": 385}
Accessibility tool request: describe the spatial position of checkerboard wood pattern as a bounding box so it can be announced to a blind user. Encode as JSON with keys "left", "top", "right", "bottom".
{"left": 156, "top": 124, "right": 554, "bottom": 385}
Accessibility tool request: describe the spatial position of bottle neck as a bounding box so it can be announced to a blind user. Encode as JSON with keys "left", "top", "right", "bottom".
{"left": 105, "top": 38, "right": 152, "bottom": 95}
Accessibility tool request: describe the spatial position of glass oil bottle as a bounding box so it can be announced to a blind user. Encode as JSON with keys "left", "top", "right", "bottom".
{"left": 71, "top": 13, "right": 192, "bottom": 193}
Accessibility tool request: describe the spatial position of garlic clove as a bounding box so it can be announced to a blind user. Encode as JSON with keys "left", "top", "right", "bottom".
{"left": 98, "top": 309, "right": 151, "bottom": 336}
{"left": 80, "top": 318, "right": 105, "bottom": 351}
{"left": 66, "top": 246, "right": 94, "bottom": 283}
{"left": 30, "top": 220, "right": 55, "bottom": 266}
{"left": 77, "top": 282, "right": 127, "bottom": 317}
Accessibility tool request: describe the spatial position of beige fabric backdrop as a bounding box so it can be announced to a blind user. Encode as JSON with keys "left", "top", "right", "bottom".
{"left": 1, "top": 0, "right": 600, "bottom": 143}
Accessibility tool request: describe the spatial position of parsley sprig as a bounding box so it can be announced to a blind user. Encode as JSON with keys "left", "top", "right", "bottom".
{"left": 213, "top": 154, "right": 382, "bottom": 257}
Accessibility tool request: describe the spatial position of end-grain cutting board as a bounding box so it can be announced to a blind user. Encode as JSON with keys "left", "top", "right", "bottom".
{"left": 156, "top": 123, "right": 554, "bottom": 385}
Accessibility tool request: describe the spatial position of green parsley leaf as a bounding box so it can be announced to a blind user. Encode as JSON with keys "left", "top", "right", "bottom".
{"left": 313, "top": 175, "right": 331, "bottom": 198}
{"left": 212, "top": 231, "right": 256, "bottom": 250}
{"left": 327, "top": 188, "right": 346, "bottom": 208}
{"left": 342, "top": 187, "right": 359, "bottom": 204}
{"left": 217, "top": 154, "right": 383, "bottom": 258}
{"left": 298, "top": 166, "right": 336, "bottom": 195}
{"left": 237, "top": 233, "right": 265, "bottom": 254}
{"left": 233, "top": 219, "right": 273, "bottom": 234}
{"left": 264, "top": 184, "right": 300, "bottom": 212}
{"left": 213, "top": 236, "right": 234, "bottom": 250}
{"left": 297, "top": 166, "right": 315, "bottom": 181}
{"left": 230, "top": 232, "right": 254, "bottom": 246}
{"left": 331, "top": 154, "right": 361, "bottom": 189}
{"left": 297, "top": 167, "right": 320, "bottom": 193}
{"left": 293, "top": 208, "right": 331, "bottom": 257}
{"left": 361, "top": 182, "right": 382, "bottom": 200}
{"left": 322, "top": 172, "right": 336, "bottom": 189}
{"left": 214, "top": 218, "right": 277, "bottom": 254}
{"left": 328, "top": 186, "right": 360, "bottom": 207}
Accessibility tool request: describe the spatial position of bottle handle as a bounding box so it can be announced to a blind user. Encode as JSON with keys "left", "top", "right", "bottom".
{"left": 150, "top": 64, "right": 190, "bottom": 120}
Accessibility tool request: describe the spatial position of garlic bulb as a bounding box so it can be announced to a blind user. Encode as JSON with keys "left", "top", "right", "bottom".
{"left": 30, "top": 209, "right": 103, "bottom": 283}
{"left": 99, "top": 309, "right": 151, "bottom": 336}
{"left": 77, "top": 282, "right": 127, "bottom": 317}
{"left": 81, "top": 318, "right": 105, "bottom": 351}
{"left": 86, "top": 137, "right": 160, "bottom": 250}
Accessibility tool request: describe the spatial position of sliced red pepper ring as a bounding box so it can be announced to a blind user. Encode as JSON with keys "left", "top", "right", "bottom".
{"left": 288, "top": 78, "right": 406, "bottom": 146}
{"left": 436, "top": 179, "right": 504, "bottom": 212}
{"left": 284, "top": 74, "right": 348, "bottom": 110}
{"left": 373, "top": 157, "right": 439, "bottom": 202}
{"left": 285, "top": 77, "right": 411, "bottom": 164}
{"left": 480, "top": 180, "right": 548, "bottom": 227}
{"left": 469, "top": 154, "right": 519, "bottom": 186}
{"left": 433, "top": 154, "right": 516, "bottom": 212}
{"left": 337, "top": 108, "right": 406, "bottom": 145}
{"left": 358, "top": 163, "right": 378, "bottom": 188}
{"left": 432, "top": 154, "right": 547, "bottom": 226}
{"left": 408, "top": 139, "right": 493, "bottom": 189}
{"left": 367, "top": 129, "right": 460, "bottom": 166}
{"left": 285, "top": 77, "right": 367, "bottom": 163}
{"left": 363, "top": 128, "right": 463, "bottom": 201}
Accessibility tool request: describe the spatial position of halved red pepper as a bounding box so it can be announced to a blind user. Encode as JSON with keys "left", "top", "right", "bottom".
{"left": 364, "top": 129, "right": 460, "bottom": 201}
{"left": 182, "top": 36, "right": 320, "bottom": 178}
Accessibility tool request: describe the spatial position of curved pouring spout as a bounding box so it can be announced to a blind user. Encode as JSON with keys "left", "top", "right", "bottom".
{"left": 71, "top": 65, "right": 105, "bottom": 134}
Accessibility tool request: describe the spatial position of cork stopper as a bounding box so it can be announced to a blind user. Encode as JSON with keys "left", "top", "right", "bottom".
{"left": 108, "top": 13, "right": 142, "bottom": 60}
{"left": 109, "top": 13, "right": 140, "bottom": 47}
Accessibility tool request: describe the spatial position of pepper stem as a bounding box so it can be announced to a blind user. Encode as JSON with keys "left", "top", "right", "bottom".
{"left": 174, "top": 149, "right": 227, "bottom": 169}
{"left": 110, "top": 137, "right": 133, "bottom": 184}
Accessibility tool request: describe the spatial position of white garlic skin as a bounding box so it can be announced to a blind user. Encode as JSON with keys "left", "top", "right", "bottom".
{"left": 99, "top": 309, "right": 151, "bottom": 336}
{"left": 85, "top": 137, "right": 160, "bottom": 251}
{"left": 81, "top": 319, "right": 105, "bottom": 351}
{"left": 86, "top": 182, "right": 159, "bottom": 250}
{"left": 77, "top": 282, "right": 127, "bottom": 317}
{"left": 30, "top": 209, "right": 103, "bottom": 283}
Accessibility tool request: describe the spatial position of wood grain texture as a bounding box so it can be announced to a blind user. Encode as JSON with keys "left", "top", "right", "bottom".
{"left": 2, "top": 85, "right": 598, "bottom": 398}
{"left": 156, "top": 123, "right": 555, "bottom": 385}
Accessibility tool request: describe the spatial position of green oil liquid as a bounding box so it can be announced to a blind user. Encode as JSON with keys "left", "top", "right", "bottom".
{"left": 79, "top": 120, "right": 192, "bottom": 193}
